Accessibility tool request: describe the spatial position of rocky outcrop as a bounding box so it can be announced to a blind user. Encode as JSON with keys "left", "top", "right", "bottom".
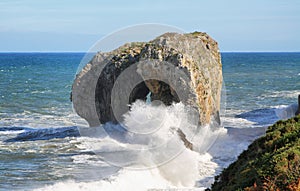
{"left": 72, "top": 32, "right": 222, "bottom": 127}
{"left": 210, "top": 116, "right": 300, "bottom": 191}
{"left": 296, "top": 95, "right": 300, "bottom": 116}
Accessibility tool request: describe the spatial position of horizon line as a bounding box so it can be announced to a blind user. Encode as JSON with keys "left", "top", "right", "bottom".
{"left": 0, "top": 51, "right": 299, "bottom": 53}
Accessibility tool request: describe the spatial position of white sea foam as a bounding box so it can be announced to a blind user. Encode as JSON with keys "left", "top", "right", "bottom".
{"left": 0, "top": 130, "right": 25, "bottom": 135}
{"left": 27, "top": 101, "right": 298, "bottom": 191}
{"left": 3, "top": 99, "right": 296, "bottom": 190}
{"left": 38, "top": 100, "right": 298, "bottom": 190}
{"left": 34, "top": 152, "right": 213, "bottom": 191}
{"left": 274, "top": 104, "right": 298, "bottom": 120}
{"left": 221, "top": 116, "right": 256, "bottom": 128}
{"left": 0, "top": 110, "right": 88, "bottom": 128}
{"left": 264, "top": 90, "right": 299, "bottom": 99}
{"left": 33, "top": 101, "right": 229, "bottom": 190}
{"left": 34, "top": 169, "right": 175, "bottom": 191}
{"left": 222, "top": 103, "right": 298, "bottom": 129}
{"left": 34, "top": 129, "right": 247, "bottom": 191}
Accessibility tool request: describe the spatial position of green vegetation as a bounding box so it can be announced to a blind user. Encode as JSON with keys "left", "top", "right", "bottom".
{"left": 211, "top": 115, "right": 300, "bottom": 191}
{"left": 191, "top": 31, "right": 207, "bottom": 37}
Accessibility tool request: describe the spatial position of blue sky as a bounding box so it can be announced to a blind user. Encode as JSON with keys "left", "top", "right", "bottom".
{"left": 0, "top": 0, "right": 299, "bottom": 52}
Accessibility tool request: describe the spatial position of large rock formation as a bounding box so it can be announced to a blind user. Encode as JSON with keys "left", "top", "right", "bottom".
{"left": 72, "top": 32, "right": 222, "bottom": 127}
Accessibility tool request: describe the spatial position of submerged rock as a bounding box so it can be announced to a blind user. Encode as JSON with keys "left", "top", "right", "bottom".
{"left": 72, "top": 32, "right": 222, "bottom": 127}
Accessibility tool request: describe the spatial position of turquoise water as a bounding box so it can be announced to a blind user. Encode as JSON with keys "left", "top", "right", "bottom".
{"left": 0, "top": 52, "right": 299, "bottom": 190}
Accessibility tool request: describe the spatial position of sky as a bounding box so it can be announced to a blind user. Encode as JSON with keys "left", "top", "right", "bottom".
{"left": 0, "top": 0, "right": 299, "bottom": 52}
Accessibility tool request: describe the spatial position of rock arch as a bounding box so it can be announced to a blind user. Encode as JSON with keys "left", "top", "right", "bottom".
{"left": 72, "top": 32, "right": 222, "bottom": 127}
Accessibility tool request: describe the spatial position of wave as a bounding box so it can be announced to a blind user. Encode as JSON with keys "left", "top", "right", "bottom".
{"left": 233, "top": 103, "right": 298, "bottom": 128}
{"left": 0, "top": 126, "right": 27, "bottom": 135}
{"left": 3, "top": 126, "right": 80, "bottom": 142}
{"left": 3, "top": 102, "right": 298, "bottom": 190}
{"left": 27, "top": 101, "right": 226, "bottom": 190}
{"left": 33, "top": 169, "right": 186, "bottom": 191}
{"left": 235, "top": 108, "right": 280, "bottom": 127}
{"left": 262, "top": 90, "right": 299, "bottom": 99}
{"left": 30, "top": 101, "right": 240, "bottom": 191}
{"left": 274, "top": 104, "right": 298, "bottom": 120}
{"left": 0, "top": 110, "right": 88, "bottom": 128}
{"left": 33, "top": 126, "right": 263, "bottom": 191}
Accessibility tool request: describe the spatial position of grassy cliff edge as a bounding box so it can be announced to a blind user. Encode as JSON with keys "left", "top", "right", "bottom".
{"left": 211, "top": 115, "right": 300, "bottom": 191}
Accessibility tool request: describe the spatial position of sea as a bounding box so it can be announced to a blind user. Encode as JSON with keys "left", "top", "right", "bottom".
{"left": 0, "top": 52, "right": 299, "bottom": 191}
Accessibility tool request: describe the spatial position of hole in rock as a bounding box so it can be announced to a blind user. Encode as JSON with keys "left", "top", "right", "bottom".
{"left": 129, "top": 79, "right": 180, "bottom": 106}
{"left": 95, "top": 78, "right": 180, "bottom": 124}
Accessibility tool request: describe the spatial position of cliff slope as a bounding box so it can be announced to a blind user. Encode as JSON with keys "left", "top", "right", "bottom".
{"left": 211, "top": 115, "right": 300, "bottom": 191}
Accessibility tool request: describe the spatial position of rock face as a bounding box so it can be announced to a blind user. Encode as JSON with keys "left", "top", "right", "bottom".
{"left": 72, "top": 32, "right": 222, "bottom": 127}
{"left": 296, "top": 95, "right": 300, "bottom": 116}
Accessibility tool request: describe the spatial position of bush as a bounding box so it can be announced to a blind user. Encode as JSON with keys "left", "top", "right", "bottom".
{"left": 211, "top": 115, "right": 300, "bottom": 191}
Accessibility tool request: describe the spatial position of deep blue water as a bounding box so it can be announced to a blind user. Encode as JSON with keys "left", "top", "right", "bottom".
{"left": 222, "top": 53, "right": 300, "bottom": 110}
{"left": 0, "top": 52, "right": 299, "bottom": 190}
{"left": 0, "top": 53, "right": 85, "bottom": 127}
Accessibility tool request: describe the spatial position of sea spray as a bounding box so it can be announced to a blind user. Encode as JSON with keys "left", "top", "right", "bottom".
{"left": 275, "top": 104, "right": 298, "bottom": 120}
{"left": 72, "top": 101, "right": 226, "bottom": 189}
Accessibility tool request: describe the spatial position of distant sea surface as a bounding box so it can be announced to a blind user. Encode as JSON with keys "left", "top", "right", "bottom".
{"left": 0, "top": 52, "right": 299, "bottom": 190}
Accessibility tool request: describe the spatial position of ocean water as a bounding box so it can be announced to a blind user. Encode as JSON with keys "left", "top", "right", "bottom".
{"left": 0, "top": 52, "right": 299, "bottom": 190}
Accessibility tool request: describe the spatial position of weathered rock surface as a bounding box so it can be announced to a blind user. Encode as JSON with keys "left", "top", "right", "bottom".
{"left": 296, "top": 95, "right": 300, "bottom": 116}
{"left": 72, "top": 32, "right": 222, "bottom": 127}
